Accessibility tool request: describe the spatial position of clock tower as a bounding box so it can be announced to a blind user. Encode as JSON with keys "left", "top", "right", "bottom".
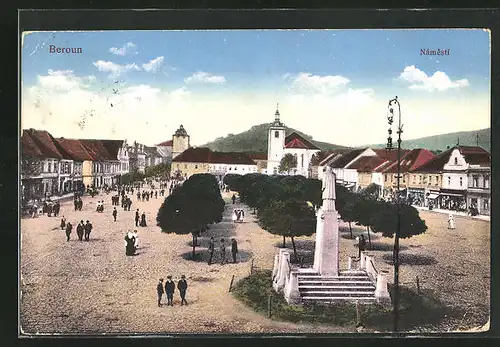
{"left": 266, "top": 103, "right": 286, "bottom": 175}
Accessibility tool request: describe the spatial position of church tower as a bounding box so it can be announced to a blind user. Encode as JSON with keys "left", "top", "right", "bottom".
{"left": 266, "top": 104, "right": 286, "bottom": 175}
{"left": 172, "top": 125, "right": 190, "bottom": 159}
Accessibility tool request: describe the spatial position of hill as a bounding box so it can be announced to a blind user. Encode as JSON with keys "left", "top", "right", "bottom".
{"left": 201, "top": 123, "right": 350, "bottom": 153}
{"left": 363, "top": 128, "right": 490, "bottom": 153}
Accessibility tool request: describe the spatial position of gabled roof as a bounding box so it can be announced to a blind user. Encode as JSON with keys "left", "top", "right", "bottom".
{"left": 413, "top": 147, "right": 454, "bottom": 172}
{"left": 457, "top": 146, "right": 490, "bottom": 166}
{"left": 383, "top": 149, "right": 436, "bottom": 173}
{"left": 143, "top": 145, "right": 161, "bottom": 157}
{"left": 346, "top": 156, "right": 387, "bottom": 172}
{"left": 99, "top": 140, "right": 124, "bottom": 159}
{"left": 317, "top": 149, "right": 353, "bottom": 166}
{"left": 330, "top": 148, "right": 367, "bottom": 168}
{"left": 157, "top": 140, "right": 173, "bottom": 146}
{"left": 373, "top": 148, "right": 411, "bottom": 162}
{"left": 173, "top": 147, "right": 256, "bottom": 165}
{"left": 21, "top": 131, "right": 44, "bottom": 157}
{"left": 55, "top": 138, "right": 94, "bottom": 161}
{"left": 79, "top": 139, "right": 115, "bottom": 161}
{"left": 23, "top": 129, "right": 63, "bottom": 159}
{"left": 284, "top": 132, "right": 321, "bottom": 150}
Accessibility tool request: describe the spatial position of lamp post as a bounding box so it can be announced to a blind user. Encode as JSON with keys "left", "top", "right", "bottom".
{"left": 387, "top": 96, "right": 403, "bottom": 332}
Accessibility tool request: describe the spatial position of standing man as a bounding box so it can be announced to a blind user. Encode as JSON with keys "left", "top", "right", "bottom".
{"left": 65, "top": 222, "right": 73, "bottom": 242}
{"left": 231, "top": 194, "right": 236, "bottom": 205}
{"left": 156, "top": 278, "right": 164, "bottom": 307}
{"left": 135, "top": 209, "right": 140, "bottom": 227}
{"left": 177, "top": 275, "right": 188, "bottom": 306}
{"left": 207, "top": 236, "right": 215, "bottom": 265}
{"left": 220, "top": 238, "right": 227, "bottom": 265}
{"left": 76, "top": 220, "right": 84, "bottom": 241}
{"left": 231, "top": 238, "right": 238, "bottom": 263}
{"left": 164, "top": 275, "right": 175, "bottom": 307}
{"left": 84, "top": 220, "right": 93, "bottom": 241}
{"left": 112, "top": 207, "right": 117, "bottom": 222}
{"left": 358, "top": 234, "right": 366, "bottom": 258}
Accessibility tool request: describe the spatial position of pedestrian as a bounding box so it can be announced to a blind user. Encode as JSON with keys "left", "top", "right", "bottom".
{"left": 207, "top": 236, "right": 215, "bottom": 265}
{"left": 164, "top": 275, "right": 175, "bottom": 306}
{"left": 60, "top": 216, "right": 66, "bottom": 230}
{"left": 155, "top": 191, "right": 158, "bottom": 199}
{"left": 177, "top": 275, "right": 188, "bottom": 306}
{"left": 231, "top": 194, "right": 236, "bottom": 204}
{"left": 157, "top": 278, "right": 164, "bottom": 307}
{"left": 113, "top": 207, "right": 117, "bottom": 222}
{"left": 84, "top": 220, "right": 93, "bottom": 241}
{"left": 140, "top": 212, "right": 147, "bottom": 227}
{"left": 220, "top": 238, "right": 226, "bottom": 265}
{"left": 125, "top": 231, "right": 136, "bottom": 256}
{"left": 65, "top": 222, "right": 73, "bottom": 241}
{"left": 137, "top": 191, "right": 140, "bottom": 201}
{"left": 135, "top": 209, "right": 140, "bottom": 227}
{"left": 448, "top": 213, "right": 456, "bottom": 230}
{"left": 358, "top": 234, "right": 366, "bottom": 258}
{"left": 132, "top": 229, "right": 139, "bottom": 249}
{"left": 76, "top": 220, "right": 84, "bottom": 241}
{"left": 231, "top": 238, "right": 238, "bottom": 263}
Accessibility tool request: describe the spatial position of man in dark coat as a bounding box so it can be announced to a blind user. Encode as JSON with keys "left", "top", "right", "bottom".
{"left": 157, "top": 278, "right": 164, "bottom": 307}
{"left": 177, "top": 275, "right": 188, "bottom": 306}
{"left": 164, "top": 275, "right": 175, "bottom": 306}
{"left": 135, "top": 209, "right": 140, "bottom": 227}
{"left": 112, "top": 207, "right": 117, "bottom": 222}
{"left": 231, "top": 194, "right": 236, "bottom": 204}
{"left": 84, "top": 220, "right": 93, "bottom": 241}
{"left": 207, "top": 236, "right": 215, "bottom": 265}
{"left": 358, "top": 234, "right": 366, "bottom": 258}
{"left": 220, "top": 238, "right": 227, "bottom": 265}
{"left": 231, "top": 238, "right": 238, "bottom": 263}
{"left": 76, "top": 221, "right": 84, "bottom": 241}
{"left": 65, "top": 222, "right": 72, "bottom": 241}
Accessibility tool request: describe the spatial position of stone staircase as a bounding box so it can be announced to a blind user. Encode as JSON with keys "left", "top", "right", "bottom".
{"left": 297, "top": 269, "right": 377, "bottom": 304}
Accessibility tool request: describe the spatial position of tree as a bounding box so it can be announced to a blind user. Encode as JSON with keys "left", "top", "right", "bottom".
{"left": 157, "top": 173, "right": 225, "bottom": 258}
{"left": 336, "top": 191, "right": 358, "bottom": 239}
{"left": 302, "top": 178, "right": 322, "bottom": 208}
{"left": 360, "top": 183, "right": 381, "bottom": 200}
{"left": 278, "top": 153, "right": 297, "bottom": 174}
{"left": 145, "top": 163, "right": 171, "bottom": 178}
{"left": 223, "top": 173, "right": 243, "bottom": 191}
{"left": 258, "top": 198, "right": 316, "bottom": 261}
{"left": 352, "top": 197, "right": 381, "bottom": 248}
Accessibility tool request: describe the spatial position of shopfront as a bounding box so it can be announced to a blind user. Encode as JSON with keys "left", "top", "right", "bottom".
{"left": 438, "top": 188, "right": 467, "bottom": 212}
{"left": 408, "top": 188, "right": 426, "bottom": 206}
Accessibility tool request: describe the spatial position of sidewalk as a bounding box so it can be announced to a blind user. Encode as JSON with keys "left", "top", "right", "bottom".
{"left": 413, "top": 205, "right": 490, "bottom": 222}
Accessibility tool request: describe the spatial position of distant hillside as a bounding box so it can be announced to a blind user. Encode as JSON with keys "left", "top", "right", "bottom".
{"left": 364, "top": 128, "right": 490, "bottom": 153}
{"left": 201, "top": 123, "right": 350, "bottom": 153}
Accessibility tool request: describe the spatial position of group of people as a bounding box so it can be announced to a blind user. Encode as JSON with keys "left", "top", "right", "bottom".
{"left": 62, "top": 218, "right": 93, "bottom": 242}
{"left": 96, "top": 200, "right": 105, "bottom": 213}
{"left": 207, "top": 237, "right": 238, "bottom": 265}
{"left": 137, "top": 190, "right": 159, "bottom": 202}
{"left": 232, "top": 209, "right": 244, "bottom": 223}
{"left": 73, "top": 197, "right": 83, "bottom": 211}
{"left": 156, "top": 275, "right": 188, "bottom": 307}
{"left": 135, "top": 209, "right": 148, "bottom": 227}
{"left": 124, "top": 230, "right": 139, "bottom": 256}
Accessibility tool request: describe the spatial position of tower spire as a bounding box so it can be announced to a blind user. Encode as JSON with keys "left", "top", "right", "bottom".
{"left": 275, "top": 102, "right": 280, "bottom": 121}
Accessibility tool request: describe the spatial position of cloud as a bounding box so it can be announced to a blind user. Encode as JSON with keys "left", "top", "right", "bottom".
{"left": 93, "top": 60, "right": 141, "bottom": 78}
{"left": 398, "top": 65, "right": 470, "bottom": 91}
{"left": 142, "top": 56, "right": 164, "bottom": 73}
{"left": 287, "top": 72, "right": 350, "bottom": 95}
{"left": 184, "top": 71, "right": 226, "bottom": 84}
{"left": 109, "top": 42, "right": 137, "bottom": 56}
{"left": 36, "top": 69, "right": 92, "bottom": 91}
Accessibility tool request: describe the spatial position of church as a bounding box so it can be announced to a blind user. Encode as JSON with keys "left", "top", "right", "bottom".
{"left": 266, "top": 105, "right": 321, "bottom": 178}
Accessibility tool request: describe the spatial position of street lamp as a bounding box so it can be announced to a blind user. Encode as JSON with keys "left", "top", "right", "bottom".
{"left": 387, "top": 96, "right": 403, "bottom": 332}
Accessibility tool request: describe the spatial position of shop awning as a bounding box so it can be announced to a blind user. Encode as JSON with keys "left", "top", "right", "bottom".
{"left": 428, "top": 193, "right": 439, "bottom": 199}
{"left": 442, "top": 193, "right": 465, "bottom": 197}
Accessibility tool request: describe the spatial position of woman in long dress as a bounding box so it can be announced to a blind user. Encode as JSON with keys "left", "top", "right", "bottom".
{"left": 448, "top": 213, "right": 455, "bottom": 230}
{"left": 140, "top": 212, "right": 147, "bottom": 227}
{"left": 232, "top": 210, "right": 237, "bottom": 223}
{"left": 125, "top": 231, "right": 136, "bottom": 256}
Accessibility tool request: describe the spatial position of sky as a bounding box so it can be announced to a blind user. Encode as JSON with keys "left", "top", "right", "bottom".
{"left": 21, "top": 29, "right": 491, "bottom": 147}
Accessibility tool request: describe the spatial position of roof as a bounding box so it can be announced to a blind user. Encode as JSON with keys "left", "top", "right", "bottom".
{"left": 174, "top": 125, "right": 189, "bottom": 137}
{"left": 372, "top": 148, "right": 410, "bottom": 162}
{"left": 457, "top": 146, "right": 490, "bottom": 166}
{"left": 143, "top": 145, "right": 161, "bottom": 157}
{"left": 99, "top": 140, "right": 124, "bottom": 159}
{"left": 21, "top": 131, "right": 44, "bottom": 157}
{"left": 157, "top": 140, "right": 173, "bottom": 146}
{"left": 330, "top": 148, "right": 367, "bottom": 168}
{"left": 383, "top": 149, "right": 436, "bottom": 173}
{"left": 284, "top": 132, "right": 321, "bottom": 150}
{"left": 173, "top": 147, "right": 256, "bottom": 165}
{"left": 346, "top": 155, "right": 387, "bottom": 172}
{"left": 317, "top": 149, "right": 352, "bottom": 166}
{"left": 22, "top": 129, "right": 63, "bottom": 159}
{"left": 79, "top": 139, "right": 115, "bottom": 161}
{"left": 247, "top": 152, "right": 267, "bottom": 160}
{"left": 55, "top": 138, "right": 94, "bottom": 161}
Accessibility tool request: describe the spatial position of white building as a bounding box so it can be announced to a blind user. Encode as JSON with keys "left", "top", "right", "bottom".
{"left": 266, "top": 105, "right": 321, "bottom": 177}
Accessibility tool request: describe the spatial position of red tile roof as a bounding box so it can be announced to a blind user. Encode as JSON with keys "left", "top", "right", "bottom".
{"left": 21, "top": 131, "right": 44, "bottom": 157}
{"left": 23, "top": 129, "right": 64, "bottom": 159}
{"left": 99, "top": 140, "right": 124, "bottom": 159}
{"left": 79, "top": 139, "right": 115, "bottom": 161}
{"left": 247, "top": 152, "right": 268, "bottom": 160}
{"left": 383, "top": 149, "right": 436, "bottom": 173}
{"left": 157, "top": 140, "right": 173, "bottom": 146}
{"left": 284, "top": 132, "right": 321, "bottom": 150}
{"left": 346, "top": 156, "right": 387, "bottom": 172}
{"left": 173, "top": 147, "right": 256, "bottom": 165}
{"left": 55, "top": 138, "right": 94, "bottom": 161}
{"left": 413, "top": 146, "right": 490, "bottom": 172}
{"left": 330, "top": 148, "right": 367, "bottom": 168}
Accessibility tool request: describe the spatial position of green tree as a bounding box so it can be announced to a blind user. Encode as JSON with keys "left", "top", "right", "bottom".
{"left": 145, "top": 163, "right": 171, "bottom": 178}
{"left": 223, "top": 173, "right": 243, "bottom": 191}
{"left": 157, "top": 173, "right": 225, "bottom": 258}
{"left": 352, "top": 197, "right": 381, "bottom": 248}
{"left": 278, "top": 153, "right": 297, "bottom": 174}
{"left": 258, "top": 198, "right": 316, "bottom": 261}
{"left": 336, "top": 191, "right": 358, "bottom": 239}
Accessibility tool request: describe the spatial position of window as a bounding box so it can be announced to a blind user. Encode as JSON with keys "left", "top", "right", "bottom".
{"left": 448, "top": 176, "right": 451, "bottom": 186}
{"left": 428, "top": 175, "right": 431, "bottom": 185}
{"left": 484, "top": 199, "right": 489, "bottom": 211}
{"left": 459, "top": 177, "right": 463, "bottom": 186}
{"left": 402, "top": 175, "right": 406, "bottom": 183}
{"left": 454, "top": 157, "right": 458, "bottom": 165}
{"left": 48, "top": 162, "right": 52, "bottom": 173}
{"left": 229, "top": 167, "right": 232, "bottom": 171}
{"left": 301, "top": 154, "right": 304, "bottom": 168}
{"left": 274, "top": 131, "right": 279, "bottom": 138}
{"left": 484, "top": 175, "right": 490, "bottom": 189}
{"left": 234, "top": 167, "right": 237, "bottom": 171}
{"left": 195, "top": 165, "right": 198, "bottom": 169}
{"left": 384, "top": 174, "right": 387, "bottom": 182}
{"left": 419, "top": 175, "right": 422, "bottom": 184}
